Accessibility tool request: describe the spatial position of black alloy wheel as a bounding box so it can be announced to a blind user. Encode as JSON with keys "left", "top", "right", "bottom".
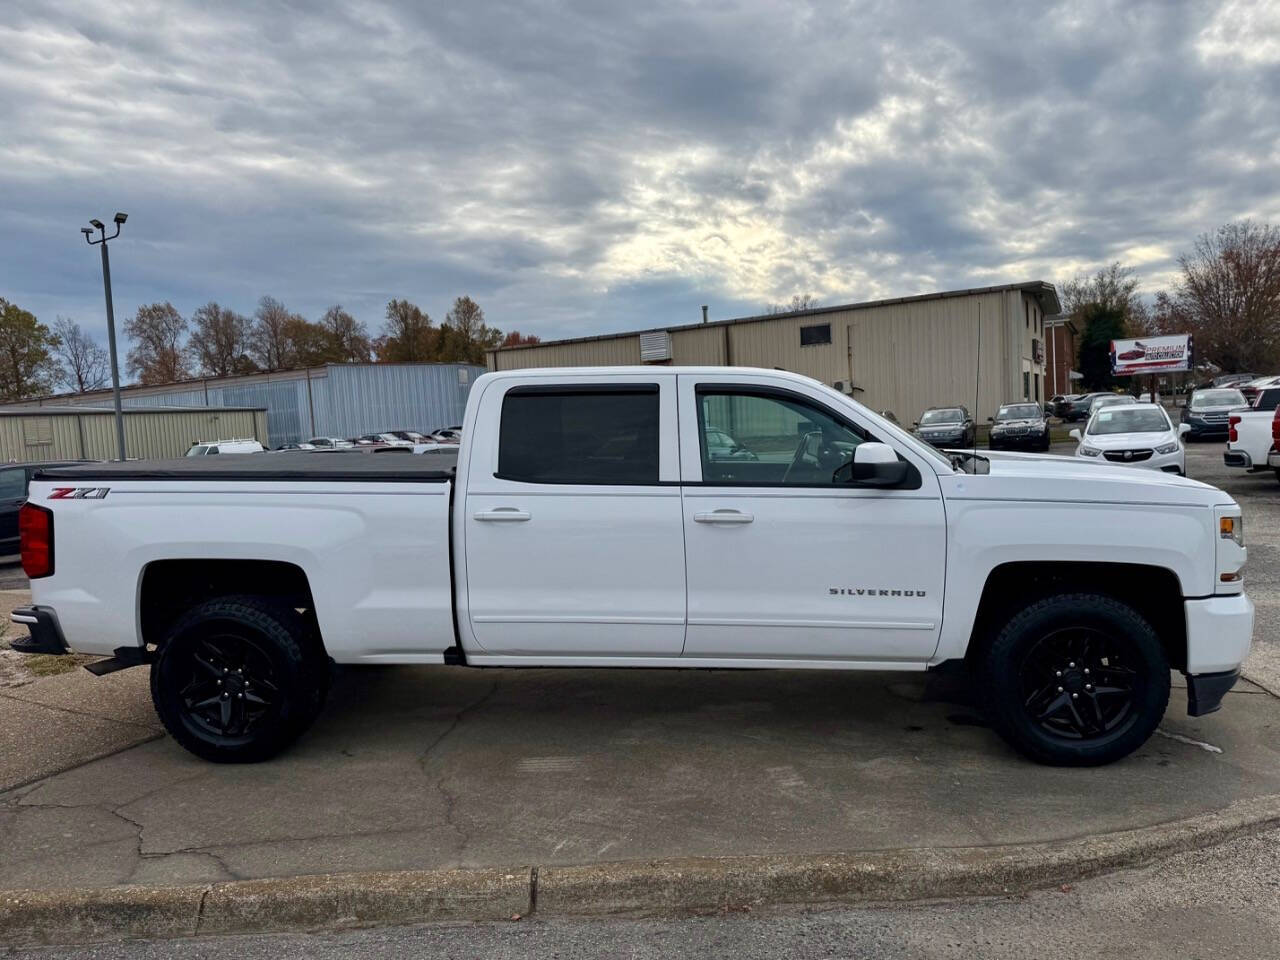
{"left": 980, "top": 593, "right": 1170, "bottom": 766}
{"left": 151, "top": 596, "right": 327, "bottom": 763}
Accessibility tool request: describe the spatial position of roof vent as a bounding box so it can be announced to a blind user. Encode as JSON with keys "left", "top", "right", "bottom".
{"left": 639, "top": 330, "right": 672, "bottom": 363}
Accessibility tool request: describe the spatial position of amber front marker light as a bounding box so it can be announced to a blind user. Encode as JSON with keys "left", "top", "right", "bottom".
{"left": 1221, "top": 570, "right": 1243, "bottom": 582}
{"left": 1220, "top": 516, "right": 1243, "bottom": 546}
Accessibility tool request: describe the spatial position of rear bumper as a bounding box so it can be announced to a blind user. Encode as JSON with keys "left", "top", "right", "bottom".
{"left": 1268, "top": 450, "right": 1280, "bottom": 470}
{"left": 1224, "top": 449, "right": 1252, "bottom": 469}
{"left": 8, "top": 606, "right": 68, "bottom": 656}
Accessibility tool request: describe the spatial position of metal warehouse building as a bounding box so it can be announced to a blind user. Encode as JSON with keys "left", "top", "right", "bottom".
{"left": 12, "top": 363, "right": 485, "bottom": 448}
{"left": 0, "top": 405, "right": 267, "bottom": 463}
{"left": 488, "top": 282, "right": 1062, "bottom": 423}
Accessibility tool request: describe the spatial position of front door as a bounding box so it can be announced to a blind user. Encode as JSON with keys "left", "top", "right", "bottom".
{"left": 463, "top": 377, "right": 687, "bottom": 657}
{"left": 0, "top": 467, "right": 27, "bottom": 555}
{"left": 678, "top": 376, "right": 946, "bottom": 663}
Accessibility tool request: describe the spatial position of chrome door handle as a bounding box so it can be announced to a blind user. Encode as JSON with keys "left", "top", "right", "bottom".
{"left": 473, "top": 508, "right": 531, "bottom": 522}
{"left": 693, "top": 509, "right": 754, "bottom": 524}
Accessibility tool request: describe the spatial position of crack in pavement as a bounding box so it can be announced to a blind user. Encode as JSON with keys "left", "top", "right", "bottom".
{"left": 420, "top": 679, "right": 501, "bottom": 859}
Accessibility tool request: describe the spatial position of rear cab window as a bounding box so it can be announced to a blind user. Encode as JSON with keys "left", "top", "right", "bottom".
{"left": 476, "top": 376, "right": 680, "bottom": 488}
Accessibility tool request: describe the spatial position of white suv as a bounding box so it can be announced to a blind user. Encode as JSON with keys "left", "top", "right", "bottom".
{"left": 185, "top": 439, "right": 265, "bottom": 456}
{"left": 1071, "top": 404, "right": 1189, "bottom": 474}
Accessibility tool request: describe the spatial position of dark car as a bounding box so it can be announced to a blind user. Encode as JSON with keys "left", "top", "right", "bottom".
{"left": 987, "top": 402, "right": 1051, "bottom": 451}
{"left": 913, "top": 406, "right": 976, "bottom": 449}
{"left": 1180, "top": 387, "right": 1248, "bottom": 440}
{"left": 1061, "top": 392, "right": 1108, "bottom": 422}
{"left": 0, "top": 460, "right": 93, "bottom": 556}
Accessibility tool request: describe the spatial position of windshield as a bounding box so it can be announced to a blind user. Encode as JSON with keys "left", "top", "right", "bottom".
{"left": 996, "top": 404, "right": 1041, "bottom": 421}
{"left": 1087, "top": 407, "right": 1171, "bottom": 435}
{"left": 920, "top": 408, "right": 963, "bottom": 424}
{"left": 1191, "top": 389, "right": 1246, "bottom": 409}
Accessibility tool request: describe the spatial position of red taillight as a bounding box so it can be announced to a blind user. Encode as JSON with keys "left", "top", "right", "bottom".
{"left": 18, "top": 503, "right": 53, "bottom": 578}
{"left": 1272, "top": 408, "right": 1280, "bottom": 448}
{"left": 1229, "top": 415, "right": 1241, "bottom": 443}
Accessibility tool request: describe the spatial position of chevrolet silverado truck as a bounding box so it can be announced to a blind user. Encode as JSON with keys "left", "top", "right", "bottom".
{"left": 1225, "top": 397, "right": 1280, "bottom": 482}
{"left": 11, "top": 367, "right": 1253, "bottom": 767}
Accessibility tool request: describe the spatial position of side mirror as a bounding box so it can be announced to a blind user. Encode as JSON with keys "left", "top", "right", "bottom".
{"left": 1178, "top": 423, "right": 1191, "bottom": 437}
{"left": 987, "top": 416, "right": 994, "bottom": 422}
{"left": 850, "top": 442, "right": 909, "bottom": 487}
{"left": 1069, "top": 428, "right": 1082, "bottom": 442}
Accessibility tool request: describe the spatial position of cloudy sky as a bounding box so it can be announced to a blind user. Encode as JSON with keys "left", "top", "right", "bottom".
{"left": 1, "top": 0, "right": 1278, "bottom": 351}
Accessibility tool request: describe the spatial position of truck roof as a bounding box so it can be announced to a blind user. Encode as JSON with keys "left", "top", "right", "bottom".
{"left": 33, "top": 451, "right": 457, "bottom": 483}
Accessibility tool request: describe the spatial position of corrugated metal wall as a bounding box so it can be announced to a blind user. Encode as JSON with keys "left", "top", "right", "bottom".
{"left": 487, "top": 291, "right": 1041, "bottom": 423}
{"left": 15, "top": 364, "right": 484, "bottom": 447}
{"left": 0, "top": 409, "right": 266, "bottom": 463}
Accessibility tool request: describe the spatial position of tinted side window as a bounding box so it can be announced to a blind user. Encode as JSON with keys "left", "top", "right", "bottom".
{"left": 696, "top": 388, "right": 870, "bottom": 486}
{"left": 1256, "top": 390, "right": 1280, "bottom": 411}
{"left": 498, "top": 387, "right": 659, "bottom": 484}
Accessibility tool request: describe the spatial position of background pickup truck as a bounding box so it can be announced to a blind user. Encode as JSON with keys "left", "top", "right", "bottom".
{"left": 12, "top": 367, "right": 1253, "bottom": 768}
{"left": 1225, "top": 389, "right": 1280, "bottom": 481}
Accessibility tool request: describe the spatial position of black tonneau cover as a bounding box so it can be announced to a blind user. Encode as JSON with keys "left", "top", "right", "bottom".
{"left": 33, "top": 450, "right": 458, "bottom": 483}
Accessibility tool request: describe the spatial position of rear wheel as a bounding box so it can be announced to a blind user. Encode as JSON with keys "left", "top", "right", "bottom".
{"left": 979, "top": 593, "right": 1170, "bottom": 766}
{"left": 150, "top": 596, "right": 327, "bottom": 763}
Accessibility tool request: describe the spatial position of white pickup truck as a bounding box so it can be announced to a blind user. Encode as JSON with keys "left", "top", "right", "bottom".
{"left": 12, "top": 367, "right": 1252, "bottom": 767}
{"left": 1225, "top": 387, "right": 1280, "bottom": 481}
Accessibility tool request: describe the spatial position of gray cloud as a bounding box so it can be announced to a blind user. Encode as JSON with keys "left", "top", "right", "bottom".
{"left": 0, "top": 0, "right": 1278, "bottom": 353}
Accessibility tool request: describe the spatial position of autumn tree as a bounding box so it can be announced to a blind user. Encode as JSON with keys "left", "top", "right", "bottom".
{"left": 0, "top": 299, "right": 62, "bottom": 400}
{"left": 124, "top": 301, "right": 191, "bottom": 385}
{"left": 52, "top": 316, "right": 109, "bottom": 392}
{"left": 318, "top": 305, "right": 371, "bottom": 362}
{"left": 501, "top": 330, "right": 541, "bottom": 347}
{"left": 766, "top": 294, "right": 820, "bottom": 314}
{"left": 440, "top": 296, "right": 501, "bottom": 363}
{"left": 1152, "top": 221, "right": 1280, "bottom": 372}
{"left": 283, "top": 315, "right": 332, "bottom": 367}
{"left": 189, "top": 302, "right": 254, "bottom": 377}
{"left": 375, "top": 299, "right": 435, "bottom": 361}
{"left": 249, "top": 296, "right": 304, "bottom": 371}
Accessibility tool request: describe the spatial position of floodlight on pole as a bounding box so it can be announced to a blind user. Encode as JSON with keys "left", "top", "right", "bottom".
{"left": 82, "top": 214, "right": 129, "bottom": 461}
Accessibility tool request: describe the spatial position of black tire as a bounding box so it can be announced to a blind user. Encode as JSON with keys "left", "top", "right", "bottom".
{"left": 150, "top": 595, "right": 327, "bottom": 763}
{"left": 979, "top": 593, "right": 1170, "bottom": 766}
{"left": 1040, "top": 434, "right": 1051, "bottom": 452}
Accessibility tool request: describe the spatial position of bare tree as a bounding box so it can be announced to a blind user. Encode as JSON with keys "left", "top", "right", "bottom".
{"left": 318, "top": 305, "right": 372, "bottom": 362}
{"left": 441, "top": 296, "right": 501, "bottom": 363}
{"left": 766, "top": 294, "right": 820, "bottom": 315}
{"left": 250, "top": 296, "right": 303, "bottom": 371}
{"left": 52, "top": 316, "right": 109, "bottom": 392}
{"left": 124, "top": 302, "right": 191, "bottom": 385}
{"left": 189, "top": 302, "right": 254, "bottom": 377}
{"left": 1153, "top": 221, "right": 1280, "bottom": 372}
{"left": 1058, "top": 262, "right": 1143, "bottom": 320}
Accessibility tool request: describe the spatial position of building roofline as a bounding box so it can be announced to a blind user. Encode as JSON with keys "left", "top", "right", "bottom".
{"left": 0, "top": 404, "right": 267, "bottom": 416}
{"left": 490, "top": 281, "right": 1062, "bottom": 355}
{"left": 0, "top": 361, "right": 485, "bottom": 408}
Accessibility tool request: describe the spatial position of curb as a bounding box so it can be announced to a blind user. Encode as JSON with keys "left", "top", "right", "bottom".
{"left": 3, "top": 794, "right": 1279, "bottom": 947}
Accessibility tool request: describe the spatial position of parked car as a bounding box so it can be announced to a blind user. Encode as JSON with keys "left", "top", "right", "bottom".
{"left": 1071, "top": 404, "right": 1189, "bottom": 475}
{"left": 272, "top": 443, "right": 316, "bottom": 452}
{"left": 1225, "top": 401, "right": 1280, "bottom": 478}
{"left": 304, "top": 437, "right": 355, "bottom": 450}
{"left": 913, "top": 406, "right": 976, "bottom": 448}
{"left": 987, "top": 402, "right": 1051, "bottom": 452}
{"left": 704, "top": 426, "right": 758, "bottom": 461}
{"left": 429, "top": 427, "right": 463, "bottom": 443}
{"left": 13, "top": 367, "right": 1251, "bottom": 769}
{"left": 1060, "top": 393, "right": 1108, "bottom": 422}
{"left": 1088, "top": 394, "right": 1138, "bottom": 418}
{"left": 0, "top": 461, "right": 92, "bottom": 555}
{"left": 1048, "top": 395, "right": 1076, "bottom": 419}
{"left": 185, "top": 439, "right": 264, "bottom": 456}
{"left": 1181, "top": 388, "right": 1248, "bottom": 440}
{"left": 1240, "top": 375, "right": 1280, "bottom": 405}
{"left": 1211, "top": 373, "right": 1256, "bottom": 389}
{"left": 358, "top": 433, "right": 414, "bottom": 448}
{"left": 389, "top": 430, "right": 431, "bottom": 444}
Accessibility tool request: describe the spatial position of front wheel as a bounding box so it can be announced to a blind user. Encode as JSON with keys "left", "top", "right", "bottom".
{"left": 150, "top": 596, "right": 328, "bottom": 763}
{"left": 979, "top": 593, "right": 1170, "bottom": 766}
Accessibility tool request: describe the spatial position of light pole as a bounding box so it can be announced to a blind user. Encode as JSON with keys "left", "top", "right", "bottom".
{"left": 82, "top": 213, "right": 128, "bottom": 461}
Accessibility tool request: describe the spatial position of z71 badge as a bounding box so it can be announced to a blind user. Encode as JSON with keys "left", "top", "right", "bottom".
{"left": 49, "top": 487, "right": 110, "bottom": 500}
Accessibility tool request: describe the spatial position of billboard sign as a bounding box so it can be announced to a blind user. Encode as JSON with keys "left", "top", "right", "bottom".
{"left": 1110, "top": 334, "right": 1193, "bottom": 376}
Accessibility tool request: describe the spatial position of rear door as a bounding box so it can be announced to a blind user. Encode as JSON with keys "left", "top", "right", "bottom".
{"left": 678, "top": 374, "right": 947, "bottom": 663}
{"left": 462, "top": 374, "right": 686, "bottom": 657}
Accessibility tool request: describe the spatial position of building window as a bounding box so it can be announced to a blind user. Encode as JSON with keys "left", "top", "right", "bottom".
{"left": 498, "top": 387, "right": 659, "bottom": 484}
{"left": 1022, "top": 371, "right": 1030, "bottom": 400}
{"left": 1034, "top": 374, "right": 1040, "bottom": 402}
{"left": 1025, "top": 303, "right": 1030, "bottom": 328}
{"left": 21, "top": 417, "right": 52, "bottom": 447}
{"left": 799, "top": 323, "right": 832, "bottom": 346}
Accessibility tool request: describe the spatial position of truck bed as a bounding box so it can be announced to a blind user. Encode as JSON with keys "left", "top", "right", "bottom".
{"left": 34, "top": 450, "right": 458, "bottom": 482}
